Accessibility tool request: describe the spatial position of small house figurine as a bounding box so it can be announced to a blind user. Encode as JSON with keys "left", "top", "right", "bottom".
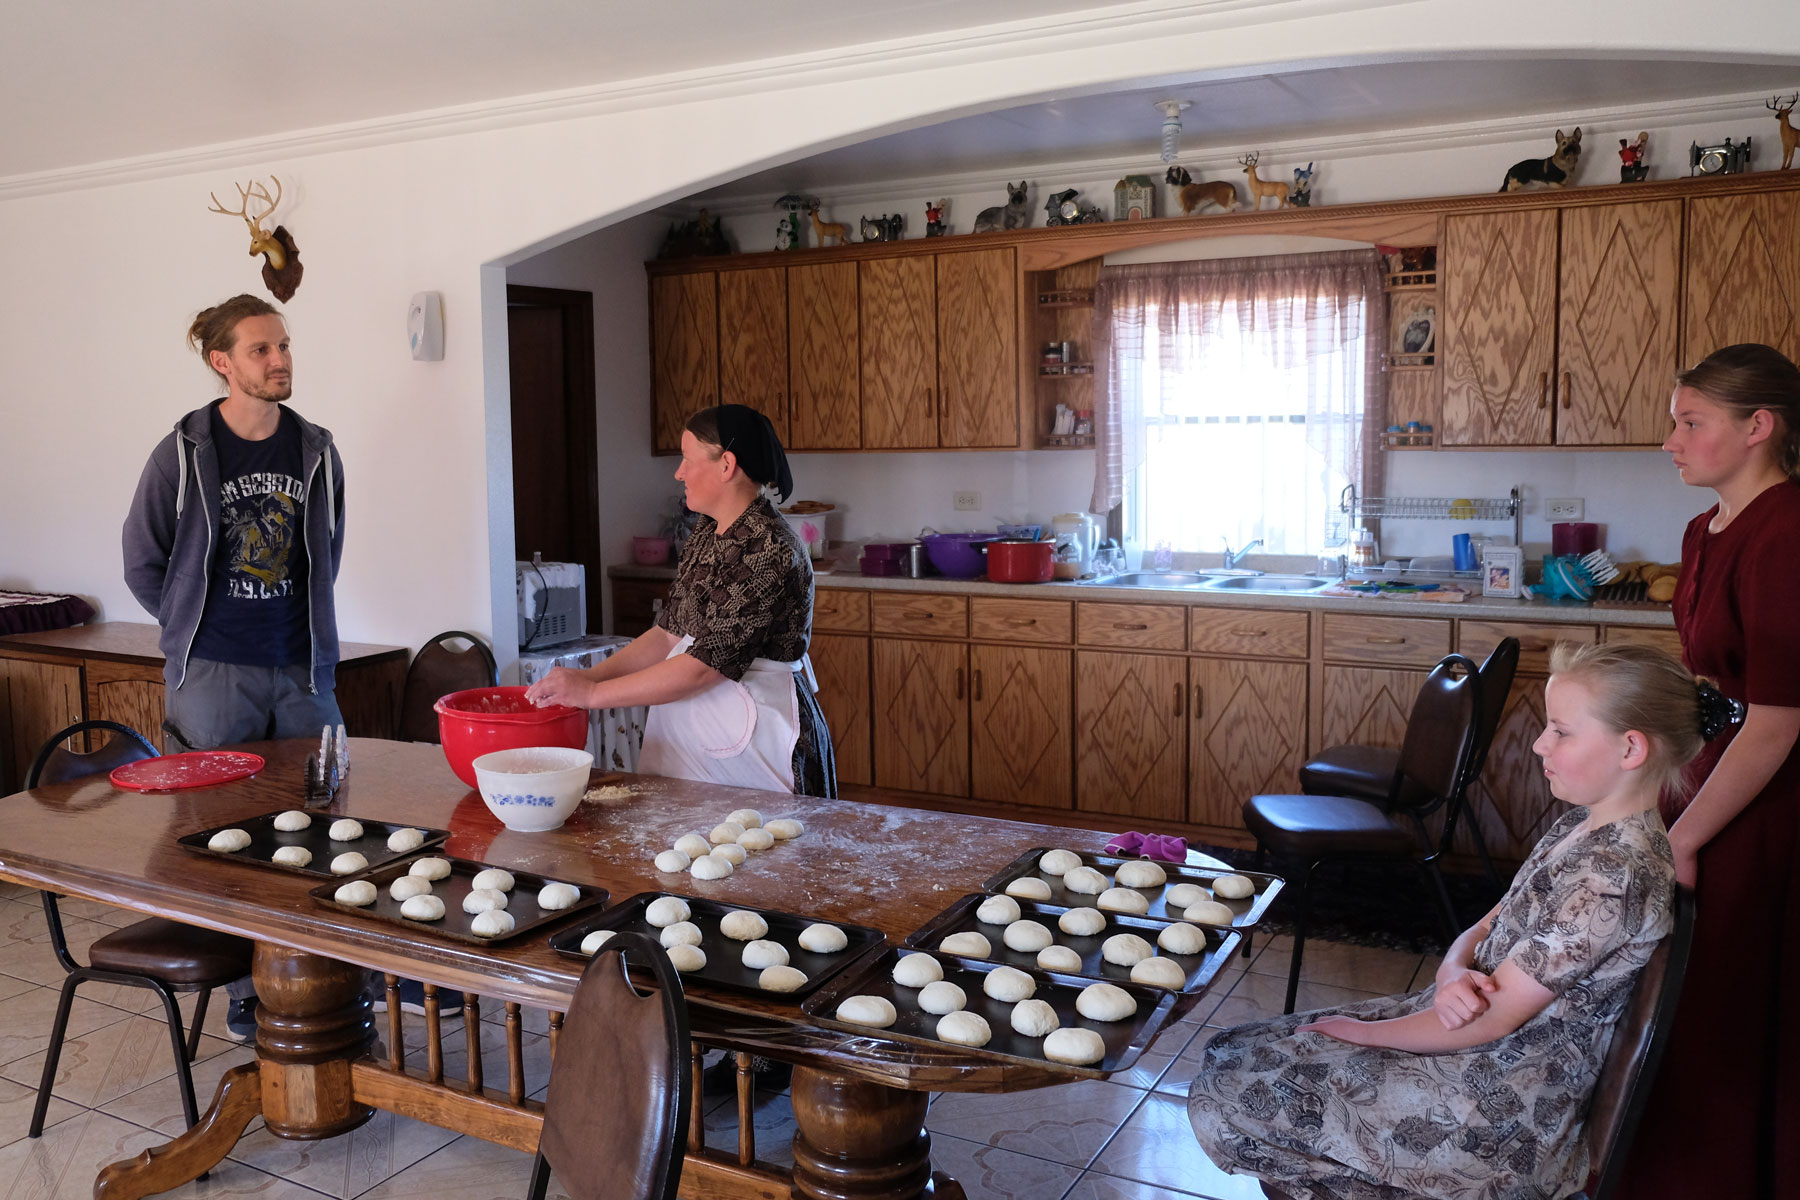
{"left": 1618, "top": 133, "right": 1650, "bottom": 182}
{"left": 925, "top": 199, "right": 948, "bottom": 237}
{"left": 1114, "top": 174, "right": 1156, "bottom": 220}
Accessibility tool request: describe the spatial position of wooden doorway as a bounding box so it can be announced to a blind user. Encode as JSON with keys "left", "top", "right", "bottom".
{"left": 507, "top": 285, "right": 601, "bottom": 632}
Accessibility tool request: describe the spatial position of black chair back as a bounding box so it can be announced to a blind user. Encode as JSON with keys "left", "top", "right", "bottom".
{"left": 399, "top": 631, "right": 498, "bottom": 743}
{"left": 25, "top": 720, "right": 158, "bottom": 790}
{"left": 1463, "top": 637, "right": 1521, "bottom": 785}
{"left": 1389, "top": 655, "right": 1483, "bottom": 818}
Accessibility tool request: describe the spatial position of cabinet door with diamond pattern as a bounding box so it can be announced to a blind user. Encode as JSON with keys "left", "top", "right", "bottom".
{"left": 872, "top": 638, "right": 969, "bottom": 796}
{"left": 1187, "top": 658, "right": 1306, "bottom": 830}
{"left": 1074, "top": 651, "right": 1186, "bottom": 822}
{"left": 1684, "top": 191, "right": 1800, "bottom": 368}
{"left": 970, "top": 644, "right": 1071, "bottom": 809}
{"left": 1440, "top": 208, "right": 1557, "bottom": 446}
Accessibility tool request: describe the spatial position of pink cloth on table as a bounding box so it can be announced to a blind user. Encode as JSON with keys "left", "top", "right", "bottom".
{"left": 1104, "top": 831, "right": 1188, "bottom": 862}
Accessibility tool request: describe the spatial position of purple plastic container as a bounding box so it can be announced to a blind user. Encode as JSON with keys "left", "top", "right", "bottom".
{"left": 920, "top": 532, "right": 998, "bottom": 579}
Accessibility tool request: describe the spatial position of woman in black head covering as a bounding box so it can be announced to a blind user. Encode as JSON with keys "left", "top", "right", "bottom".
{"left": 525, "top": 404, "right": 836, "bottom": 798}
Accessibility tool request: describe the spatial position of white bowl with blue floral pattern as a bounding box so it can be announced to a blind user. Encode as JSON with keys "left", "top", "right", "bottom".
{"left": 472, "top": 746, "right": 593, "bottom": 832}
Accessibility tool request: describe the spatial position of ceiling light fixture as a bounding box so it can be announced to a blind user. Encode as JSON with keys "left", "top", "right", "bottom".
{"left": 1155, "top": 99, "right": 1192, "bottom": 163}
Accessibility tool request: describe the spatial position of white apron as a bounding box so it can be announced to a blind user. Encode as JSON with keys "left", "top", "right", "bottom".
{"left": 637, "top": 635, "right": 815, "bottom": 793}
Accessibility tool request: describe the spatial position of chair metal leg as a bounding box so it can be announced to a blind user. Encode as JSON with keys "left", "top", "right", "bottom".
{"left": 30, "top": 972, "right": 83, "bottom": 1137}
{"left": 186, "top": 988, "right": 212, "bottom": 1062}
{"left": 1284, "top": 862, "right": 1318, "bottom": 1016}
{"left": 151, "top": 981, "right": 202, "bottom": 1130}
{"left": 1419, "top": 860, "right": 1461, "bottom": 949}
{"left": 527, "top": 1150, "right": 552, "bottom": 1200}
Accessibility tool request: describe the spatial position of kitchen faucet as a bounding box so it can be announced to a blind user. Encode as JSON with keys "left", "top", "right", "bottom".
{"left": 1222, "top": 537, "right": 1263, "bottom": 569}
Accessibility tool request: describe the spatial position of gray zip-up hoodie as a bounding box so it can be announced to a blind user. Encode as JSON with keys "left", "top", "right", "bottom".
{"left": 122, "top": 402, "right": 346, "bottom": 693}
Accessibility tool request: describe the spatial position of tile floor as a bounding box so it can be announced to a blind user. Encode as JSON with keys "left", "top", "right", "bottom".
{"left": 0, "top": 880, "right": 1440, "bottom": 1200}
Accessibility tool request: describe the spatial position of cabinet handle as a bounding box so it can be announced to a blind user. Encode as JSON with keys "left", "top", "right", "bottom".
{"left": 1239, "top": 629, "right": 1268, "bottom": 638}
{"left": 1193, "top": 684, "right": 1204, "bottom": 719}
{"left": 1537, "top": 372, "right": 1548, "bottom": 410}
{"left": 905, "top": 611, "right": 935, "bottom": 620}
{"left": 924, "top": 388, "right": 933, "bottom": 418}
{"left": 973, "top": 669, "right": 983, "bottom": 702}
{"left": 1560, "top": 373, "right": 1571, "bottom": 410}
{"left": 955, "top": 668, "right": 965, "bottom": 701}
{"left": 1174, "top": 683, "right": 1184, "bottom": 717}
{"left": 1003, "top": 617, "right": 1038, "bottom": 627}
{"left": 1365, "top": 635, "right": 1406, "bottom": 645}
{"left": 1113, "top": 622, "right": 1149, "bottom": 631}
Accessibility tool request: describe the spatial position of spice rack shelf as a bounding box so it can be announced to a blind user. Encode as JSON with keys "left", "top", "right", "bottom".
{"left": 1037, "top": 363, "right": 1094, "bottom": 377}
{"left": 1036, "top": 289, "right": 1094, "bottom": 308}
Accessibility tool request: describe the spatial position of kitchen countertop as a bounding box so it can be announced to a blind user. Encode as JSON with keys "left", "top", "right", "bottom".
{"left": 608, "top": 564, "right": 1674, "bottom": 628}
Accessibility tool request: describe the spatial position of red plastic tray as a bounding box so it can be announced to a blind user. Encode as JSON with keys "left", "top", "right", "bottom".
{"left": 110, "top": 751, "right": 266, "bottom": 792}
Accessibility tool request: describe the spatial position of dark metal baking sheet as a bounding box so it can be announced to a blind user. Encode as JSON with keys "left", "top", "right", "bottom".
{"left": 308, "top": 855, "right": 605, "bottom": 946}
{"left": 979, "top": 847, "right": 1283, "bottom": 927}
{"left": 179, "top": 811, "right": 450, "bottom": 880}
{"left": 799, "top": 948, "right": 1179, "bottom": 1080}
{"left": 903, "top": 893, "right": 1240, "bottom": 993}
{"left": 547, "top": 892, "right": 885, "bottom": 1002}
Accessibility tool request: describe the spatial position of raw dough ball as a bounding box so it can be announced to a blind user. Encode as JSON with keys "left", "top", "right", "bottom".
{"left": 982, "top": 965, "right": 1036, "bottom": 1003}
{"left": 939, "top": 931, "right": 991, "bottom": 958}
{"left": 580, "top": 929, "right": 616, "bottom": 955}
{"left": 719, "top": 910, "right": 769, "bottom": 941}
{"left": 936, "top": 1011, "right": 992, "bottom": 1047}
{"left": 1005, "top": 877, "right": 1053, "bottom": 901}
{"left": 666, "top": 944, "right": 707, "bottom": 972}
{"left": 330, "top": 852, "right": 369, "bottom": 876}
{"left": 674, "top": 833, "right": 713, "bottom": 859}
{"left": 1075, "top": 982, "right": 1138, "bottom": 1022}
{"left": 327, "top": 818, "right": 364, "bottom": 842}
{"left": 660, "top": 921, "right": 703, "bottom": 948}
{"left": 400, "top": 894, "right": 446, "bottom": 922}
{"left": 1212, "top": 874, "right": 1256, "bottom": 900}
{"left": 1003, "top": 920, "right": 1054, "bottom": 953}
{"left": 892, "top": 953, "right": 944, "bottom": 987}
{"left": 1131, "top": 957, "right": 1187, "bottom": 990}
{"left": 711, "top": 843, "right": 748, "bottom": 866}
{"left": 645, "top": 897, "right": 691, "bottom": 927}
{"left": 472, "top": 868, "right": 515, "bottom": 893}
{"left": 1101, "top": 933, "right": 1154, "bottom": 967}
{"left": 976, "top": 896, "right": 1021, "bottom": 926}
{"left": 389, "top": 876, "right": 432, "bottom": 902}
{"left": 1184, "top": 900, "right": 1236, "bottom": 926}
{"left": 334, "top": 880, "right": 377, "bottom": 906}
{"left": 836, "top": 995, "right": 897, "bottom": 1027}
{"left": 537, "top": 882, "right": 580, "bottom": 910}
{"left": 1044, "top": 1027, "right": 1108, "bottom": 1065}
{"left": 386, "top": 827, "right": 426, "bottom": 853}
{"left": 208, "top": 829, "right": 252, "bottom": 852}
{"left": 409, "top": 857, "right": 452, "bottom": 881}
{"left": 741, "top": 940, "right": 790, "bottom": 969}
{"left": 798, "top": 923, "right": 848, "bottom": 954}
{"left": 759, "top": 965, "right": 808, "bottom": 993}
{"left": 709, "top": 821, "right": 746, "bottom": 845}
{"left": 737, "top": 828, "right": 775, "bottom": 851}
{"left": 764, "top": 818, "right": 804, "bottom": 840}
{"left": 471, "top": 909, "right": 516, "bottom": 938}
{"left": 1098, "top": 888, "right": 1151, "bottom": 915}
{"left": 1165, "top": 883, "right": 1211, "bottom": 910}
{"left": 691, "top": 855, "right": 734, "bottom": 880}
{"left": 462, "top": 887, "right": 508, "bottom": 914}
{"left": 1037, "top": 945, "right": 1084, "bottom": 973}
{"left": 1156, "top": 922, "right": 1208, "bottom": 956}
{"left": 918, "top": 980, "right": 967, "bottom": 1015}
{"left": 1038, "top": 849, "right": 1083, "bottom": 876}
{"left": 1062, "top": 866, "right": 1109, "bottom": 895}
{"left": 727, "top": 808, "right": 764, "bottom": 829}
{"left": 271, "top": 846, "right": 312, "bottom": 867}
{"left": 1058, "top": 907, "right": 1108, "bottom": 938}
{"left": 654, "top": 850, "right": 691, "bottom": 873}
{"left": 272, "top": 810, "right": 311, "bottom": 832}
{"left": 1115, "top": 860, "right": 1168, "bottom": 889}
{"left": 1011, "top": 999, "right": 1060, "bottom": 1038}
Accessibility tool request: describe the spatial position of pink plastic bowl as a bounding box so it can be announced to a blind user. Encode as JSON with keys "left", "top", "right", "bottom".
{"left": 434, "top": 686, "right": 589, "bottom": 789}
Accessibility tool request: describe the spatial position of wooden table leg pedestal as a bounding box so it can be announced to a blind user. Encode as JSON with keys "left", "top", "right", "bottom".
{"left": 789, "top": 1068, "right": 964, "bottom": 1200}
{"left": 94, "top": 1062, "right": 263, "bottom": 1200}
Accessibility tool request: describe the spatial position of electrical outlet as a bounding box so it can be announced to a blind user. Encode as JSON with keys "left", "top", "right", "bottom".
{"left": 1546, "top": 497, "right": 1585, "bottom": 521}
{"left": 953, "top": 491, "right": 981, "bottom": 512}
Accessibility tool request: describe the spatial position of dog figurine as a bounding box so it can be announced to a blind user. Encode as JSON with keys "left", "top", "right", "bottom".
{"left": 1164, "top": 165, "right": 1238, "bottom": 214}
{"left": 973, "top": 181, "right": 1029, "bottom": 233}
{"left": 1500, "top": 128, "right": 1582, "bottom": 191}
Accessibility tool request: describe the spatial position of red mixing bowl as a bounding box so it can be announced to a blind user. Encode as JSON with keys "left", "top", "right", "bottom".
{"left": 434, "top": 686, "right": 589, "bottom": 788}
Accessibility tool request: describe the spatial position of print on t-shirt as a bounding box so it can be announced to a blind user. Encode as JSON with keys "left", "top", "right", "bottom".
{"left": 220, "top": 471, "right": 308, "bottom": 599}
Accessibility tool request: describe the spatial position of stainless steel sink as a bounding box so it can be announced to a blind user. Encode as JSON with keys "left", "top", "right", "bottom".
{"left": 1200, "top": 574, "right": 1332, "bottom": 592}
{"left": 1080, "top": 572, "right": 1215, "bottom": 588}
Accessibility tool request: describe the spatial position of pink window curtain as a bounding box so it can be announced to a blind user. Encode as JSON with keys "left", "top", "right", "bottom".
{"left": 1089, "top": 249, "right": 1387, "bottom": 536}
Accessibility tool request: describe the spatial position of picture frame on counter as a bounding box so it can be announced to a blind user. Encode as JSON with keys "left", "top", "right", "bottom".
{"left": 1483, "top": 545, "right": 1524, "bottom": 599}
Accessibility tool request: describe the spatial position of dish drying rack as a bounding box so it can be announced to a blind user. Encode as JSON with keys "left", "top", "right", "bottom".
{"left": 1339, "top": 485, "right": 1523, "bottom": 583}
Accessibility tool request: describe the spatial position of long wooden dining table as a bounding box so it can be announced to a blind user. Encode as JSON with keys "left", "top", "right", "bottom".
{"left": 0, "top": 738, "right": 1236, "bottom": 1200}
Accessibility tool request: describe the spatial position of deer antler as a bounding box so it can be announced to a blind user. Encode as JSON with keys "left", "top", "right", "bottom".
{"left": 207, "top": 176, "right": 288, "bottom": 271}
{"left": 1238, "top": 152, "right": 1259, "bottom": 167}
{"left": 1768, "top": 94, "right": 1798, "bottom": 113}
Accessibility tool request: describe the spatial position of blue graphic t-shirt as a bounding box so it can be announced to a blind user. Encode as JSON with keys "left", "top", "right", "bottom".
{"left": 190, "top": 401, "right": 312, "bottom": 667}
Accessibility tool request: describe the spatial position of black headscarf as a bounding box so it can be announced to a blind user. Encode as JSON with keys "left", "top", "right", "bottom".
{"left": 689, "top": 404, "right": 794, "bottom": 502}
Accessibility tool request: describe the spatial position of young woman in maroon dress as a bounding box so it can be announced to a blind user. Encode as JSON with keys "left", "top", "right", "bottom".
{"left": 1619, "top": 343, "right": 1800, "bottom": 1199}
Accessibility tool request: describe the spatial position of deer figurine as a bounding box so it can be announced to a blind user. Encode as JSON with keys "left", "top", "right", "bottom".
{"left": 807, "top": 202, "right": 850, "bottom": 248}
{"left": 208, "top": 176, "right": 303, "bottom": 301}
{"left": 1769, "top": 93, "right": 1799, "bottom": 169}
{"left": 1238, "top": 153, "right": 1290, "bottom": 210}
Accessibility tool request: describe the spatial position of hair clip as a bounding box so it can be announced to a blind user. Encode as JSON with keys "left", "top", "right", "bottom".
{"left": 1696, "top": 681, "right": 1746, "bottom": 740}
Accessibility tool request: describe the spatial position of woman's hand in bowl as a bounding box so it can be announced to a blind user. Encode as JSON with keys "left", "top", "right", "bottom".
{"left": 524, "top": 667, "right": 592, "bottom": 710}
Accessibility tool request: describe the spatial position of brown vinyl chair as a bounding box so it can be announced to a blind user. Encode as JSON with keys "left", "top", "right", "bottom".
{"left": 1298, "top": 638, "right": 1521, "bottom": 888}
{"left": 1242, "top": 654, "right": 1484, "bottom": 1014}
{"left": 530, "top": 930, "right": 691, "bottom": 1200}
{"left": 24, "top": 721, "right": 255, "bottom": 1139}
{"left": 1568, "top": 884, "right": 1696, "bottom": 1200}
{"left": 399, "top": 630, "right": 498, "bottom": 742}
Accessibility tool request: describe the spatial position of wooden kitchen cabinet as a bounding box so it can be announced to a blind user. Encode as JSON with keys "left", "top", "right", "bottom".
{"left": 1187, "top": 657, "right": 1307, "bottom": 828}
{"left": 810, "top": 633, "right": 871, "bottom": 787}
{"left": 788, "top": 262, "right": 860, "bottom": 450}
{"left": 0, "top": 653, "right": 84, "bottom": 794}
{"left": 872, "top": 637, "right": 969, "bottom": 795}
{"left": 936, "top": 248, "right": 1019, "bottom": 448}
{"left": 610, "top": 578, "right": 671, "bottom": 638}
{"left": 860, "top": 256, "right": 938, "bottom": 449}
{"left": 1319, "top": 664, "right": 1427, "bottom": 753}
{"left": 649, "top": 271, "right": 718, "bottom": 454}
{"left": 1075, "top": 650, "right": 1187, "bottom": 822}
{"left": 1440, "top": 208, "right": 1558, "bottom": 445}
{"left": 717, "top": 267, "right": 788, "bottom": 443}
{"left": 970, "top": 643, "right": 1071, "bottom": 809}
{"left": 86, "top": 659, "right": 169, "bottom": 754}
{"left": 1684, "top": 190, "right": 1800, "bottom": 367}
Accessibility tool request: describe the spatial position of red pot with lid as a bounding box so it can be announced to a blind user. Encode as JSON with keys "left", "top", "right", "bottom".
{"left": 985, "top": 538, "right": 1054, "bottom": 583}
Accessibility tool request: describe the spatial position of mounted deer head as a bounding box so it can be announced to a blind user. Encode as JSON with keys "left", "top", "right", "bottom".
{"left": 208, "top": 176, "right": 304, "bottom": 301}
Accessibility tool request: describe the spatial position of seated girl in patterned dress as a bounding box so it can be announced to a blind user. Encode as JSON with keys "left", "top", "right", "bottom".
{"left": 1189, "top": 643, "right": 1717, "bottom": 1200}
